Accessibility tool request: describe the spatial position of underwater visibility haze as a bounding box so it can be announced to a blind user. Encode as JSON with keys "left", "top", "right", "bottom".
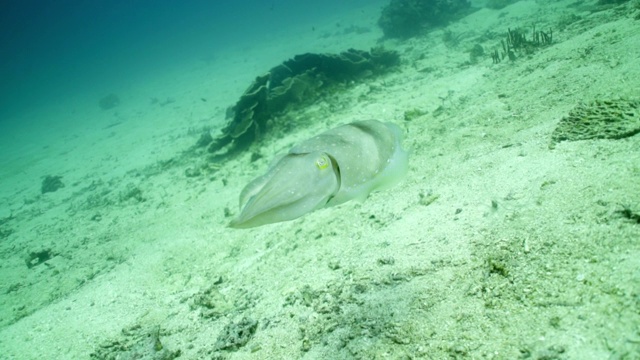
{"left": 0, "top": 0, "right": 639, "bottom": 358}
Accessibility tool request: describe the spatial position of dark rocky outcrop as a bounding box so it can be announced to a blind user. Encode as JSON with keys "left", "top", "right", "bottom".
{"left": 378, "top": 0, "right": 472, "bottom": 39}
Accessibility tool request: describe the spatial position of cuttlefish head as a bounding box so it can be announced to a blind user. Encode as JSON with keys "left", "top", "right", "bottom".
{"left": 229, "top": 151, "right": 340, "bottom": 229}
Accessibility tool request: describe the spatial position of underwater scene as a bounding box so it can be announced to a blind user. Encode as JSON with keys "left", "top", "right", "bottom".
{"left": 1, "top": 0, "right": 639, "bottom": 358}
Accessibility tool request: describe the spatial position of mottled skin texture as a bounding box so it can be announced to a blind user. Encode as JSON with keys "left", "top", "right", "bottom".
{"left": 229, "top": 120, "right": 408, "bottom": 229}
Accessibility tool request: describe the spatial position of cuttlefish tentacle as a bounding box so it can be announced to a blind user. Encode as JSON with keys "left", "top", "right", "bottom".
{"left": 229, "top": 120, "right": 408, "bottom": 229}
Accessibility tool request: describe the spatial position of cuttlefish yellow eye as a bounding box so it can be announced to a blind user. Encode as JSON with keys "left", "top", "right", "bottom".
{"left": 315, "top": 155, "right": 330, "bottom": 170}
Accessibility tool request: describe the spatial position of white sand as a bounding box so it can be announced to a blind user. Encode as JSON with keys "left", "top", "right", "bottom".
{"left": 1, "top": 0, "right": 639, "bottom": 359}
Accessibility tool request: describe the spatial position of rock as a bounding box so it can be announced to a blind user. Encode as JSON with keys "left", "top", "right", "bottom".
{"left": 215, "top": 317, "right": 258, "bottom": 351}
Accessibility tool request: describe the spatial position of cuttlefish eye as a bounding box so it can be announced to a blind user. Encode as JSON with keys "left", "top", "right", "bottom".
{"left": 315, "top": 155, "right": 330, "bottom": 170}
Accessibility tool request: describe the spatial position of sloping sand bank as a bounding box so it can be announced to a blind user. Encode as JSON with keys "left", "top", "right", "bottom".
{"left": 0, "top": 1, "right": 638, "bottom": 358}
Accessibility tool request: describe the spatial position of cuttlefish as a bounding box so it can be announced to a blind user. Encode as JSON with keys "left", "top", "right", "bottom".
{"left": 229, "top": 120, "right": 408, "bottom": 228}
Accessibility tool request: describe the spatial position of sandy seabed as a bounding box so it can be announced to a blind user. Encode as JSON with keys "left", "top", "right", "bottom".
{"left": 1, "top": 1, "right": 639, "bottom": 359}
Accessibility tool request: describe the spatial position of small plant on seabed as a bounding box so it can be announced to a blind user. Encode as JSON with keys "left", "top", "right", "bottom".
{"left": 491, "top": 26, "right": 553, "bottom": 63}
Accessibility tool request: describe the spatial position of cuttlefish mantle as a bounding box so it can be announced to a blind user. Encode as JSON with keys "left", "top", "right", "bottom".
{"left": 229, "top": 120, "right": 409, "bottom": 229}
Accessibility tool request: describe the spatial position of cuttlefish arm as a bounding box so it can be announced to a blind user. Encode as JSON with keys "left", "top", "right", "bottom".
{"left": 229, "top": 120, "right": 408, "bottom": 229}
{"left": 229, "top": 152, "right": 340, "bottom": 229}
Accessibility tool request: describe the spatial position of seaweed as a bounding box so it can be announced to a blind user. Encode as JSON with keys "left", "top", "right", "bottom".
{"left": 492, "top": 26, "right": 553, "bottom": 63}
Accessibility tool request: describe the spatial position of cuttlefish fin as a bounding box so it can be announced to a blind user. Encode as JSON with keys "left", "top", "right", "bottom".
{"left": 229, "top": 152, "right": 340, "bottom": 229}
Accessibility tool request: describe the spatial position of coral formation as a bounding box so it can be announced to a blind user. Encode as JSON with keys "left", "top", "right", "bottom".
{"left": 214, "top": 317, "right": 258, "bottom": 351}
{"left": 597, "top": 0, "right": 630, "bottom": 4}
{"left": 205, "top": 48, "right": 400, "bottom": 160}
{"left": 486, "top": 0, "right": 520, "bottom": 9}
{"left": 378, "top": 0, "right": 472, "bottom": 39}
{"left": 550, "top": 98, "right": 640, "bottom": 146}
{"left": 98, "top": 93, "right": 120, "bottom": 110}
{"left": 469, "top": 44, "right": 485, "bottom": 63}
{"left": 41, "top": 175, "right": 65, "bottom": 194}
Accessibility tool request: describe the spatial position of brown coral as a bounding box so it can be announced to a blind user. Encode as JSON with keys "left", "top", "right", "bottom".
{"left": 550, "top": 98, "right": 640, "bottom": 147}
{"left": 206, "top": 48, "right": 400, "bottom": 161}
